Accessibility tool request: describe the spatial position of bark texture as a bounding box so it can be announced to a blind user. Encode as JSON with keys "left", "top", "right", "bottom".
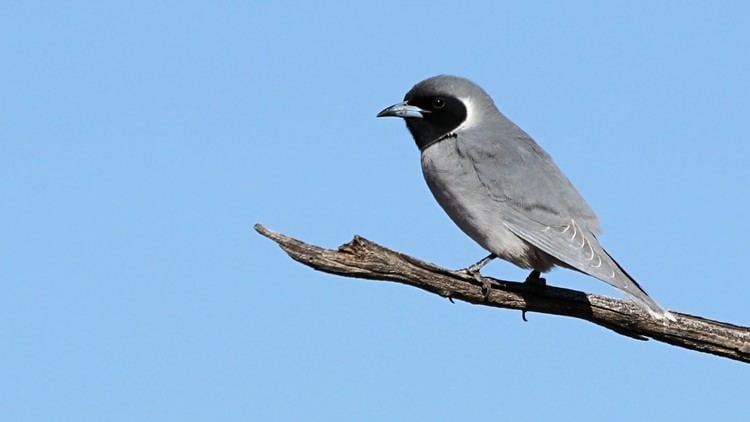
{"left": 255, "top": 224, "right": 750, "bottom": 364}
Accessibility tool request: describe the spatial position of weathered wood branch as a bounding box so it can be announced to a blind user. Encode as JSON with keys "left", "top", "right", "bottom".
{"left": 255, "top": 224, "right": 750, "bottom": 364}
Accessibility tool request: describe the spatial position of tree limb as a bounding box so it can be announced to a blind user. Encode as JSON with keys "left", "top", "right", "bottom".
{"left": 255, "top": 224, "right": 750, "bottom": 364}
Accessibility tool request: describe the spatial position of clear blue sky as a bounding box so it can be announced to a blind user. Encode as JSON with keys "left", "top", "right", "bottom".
{"left": 2, "top": 2, "right": 748, "bottom": 420}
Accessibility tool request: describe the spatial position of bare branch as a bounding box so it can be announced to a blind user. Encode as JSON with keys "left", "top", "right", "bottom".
{"left": 255, "top": 224, "right": 750, "bottom": 364}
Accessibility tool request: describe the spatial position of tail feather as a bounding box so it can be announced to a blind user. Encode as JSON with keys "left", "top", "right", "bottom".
{"left": 601, "top": 248, "right": 675, "bottom": 321}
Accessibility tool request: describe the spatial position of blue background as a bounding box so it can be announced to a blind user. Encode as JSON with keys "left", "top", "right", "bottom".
{"left": 2, "top": 2, "right": 748, "bottom": 420}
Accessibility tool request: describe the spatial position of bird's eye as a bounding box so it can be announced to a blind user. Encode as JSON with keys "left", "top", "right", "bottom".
{"left": 432, "top": 97, "right": 446, "bottom": 109}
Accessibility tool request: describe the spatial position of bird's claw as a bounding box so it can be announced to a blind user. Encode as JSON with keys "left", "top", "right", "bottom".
{"left": 458, "top": 267, "right": 493, "bottom": 301}
{"left": 480, "top": 277, "right": 493, "bottom": 301}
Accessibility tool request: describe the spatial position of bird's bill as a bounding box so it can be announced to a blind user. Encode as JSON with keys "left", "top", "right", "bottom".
{"left": 376, "top": 101, "right": 427, "bottom": 119}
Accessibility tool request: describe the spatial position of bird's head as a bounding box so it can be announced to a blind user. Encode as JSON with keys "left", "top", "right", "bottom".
{"left": 377, "top": 75, "right": 496, "bottom": 150}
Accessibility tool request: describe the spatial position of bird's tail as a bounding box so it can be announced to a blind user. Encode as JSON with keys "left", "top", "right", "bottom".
{"left": 602, "top": 249, "right": 676, "bottom": 322}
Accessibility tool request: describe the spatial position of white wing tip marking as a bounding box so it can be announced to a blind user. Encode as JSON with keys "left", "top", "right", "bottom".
{"left": 593, "top": 255, "right": 602, "bottom": 268}
{"left": 570, "top": 222, "right": 578, "bottom": 241}
{"left": 586, "top": 242, "right": 595, "bottom": 260}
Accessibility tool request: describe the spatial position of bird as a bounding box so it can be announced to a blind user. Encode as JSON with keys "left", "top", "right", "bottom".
{"left": 377, "top": 75, "right": 673, "bottom": 320}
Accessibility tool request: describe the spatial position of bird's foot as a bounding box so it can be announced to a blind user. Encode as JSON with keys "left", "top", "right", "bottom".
{"left": 480, "top": 278, "right": 494, "bottom": 301}
{"left": 461, "top": 253, "right": 496, "bottom": 275}
{"left": 457, "top": 254, "right": 497, "bottom": 301}
{"left": 524, "top": 270, "right": 546, "bottom": 288}
{"left": 457, "top": 267, "right": 492, "bottom": 300}
{"left": 457, "top": 266, "right": 484, "bottom": 283}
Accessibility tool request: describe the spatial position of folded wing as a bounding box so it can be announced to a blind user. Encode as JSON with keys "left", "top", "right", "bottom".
{"left": 458, "top": 130, "right": 668, "bottom": 316}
